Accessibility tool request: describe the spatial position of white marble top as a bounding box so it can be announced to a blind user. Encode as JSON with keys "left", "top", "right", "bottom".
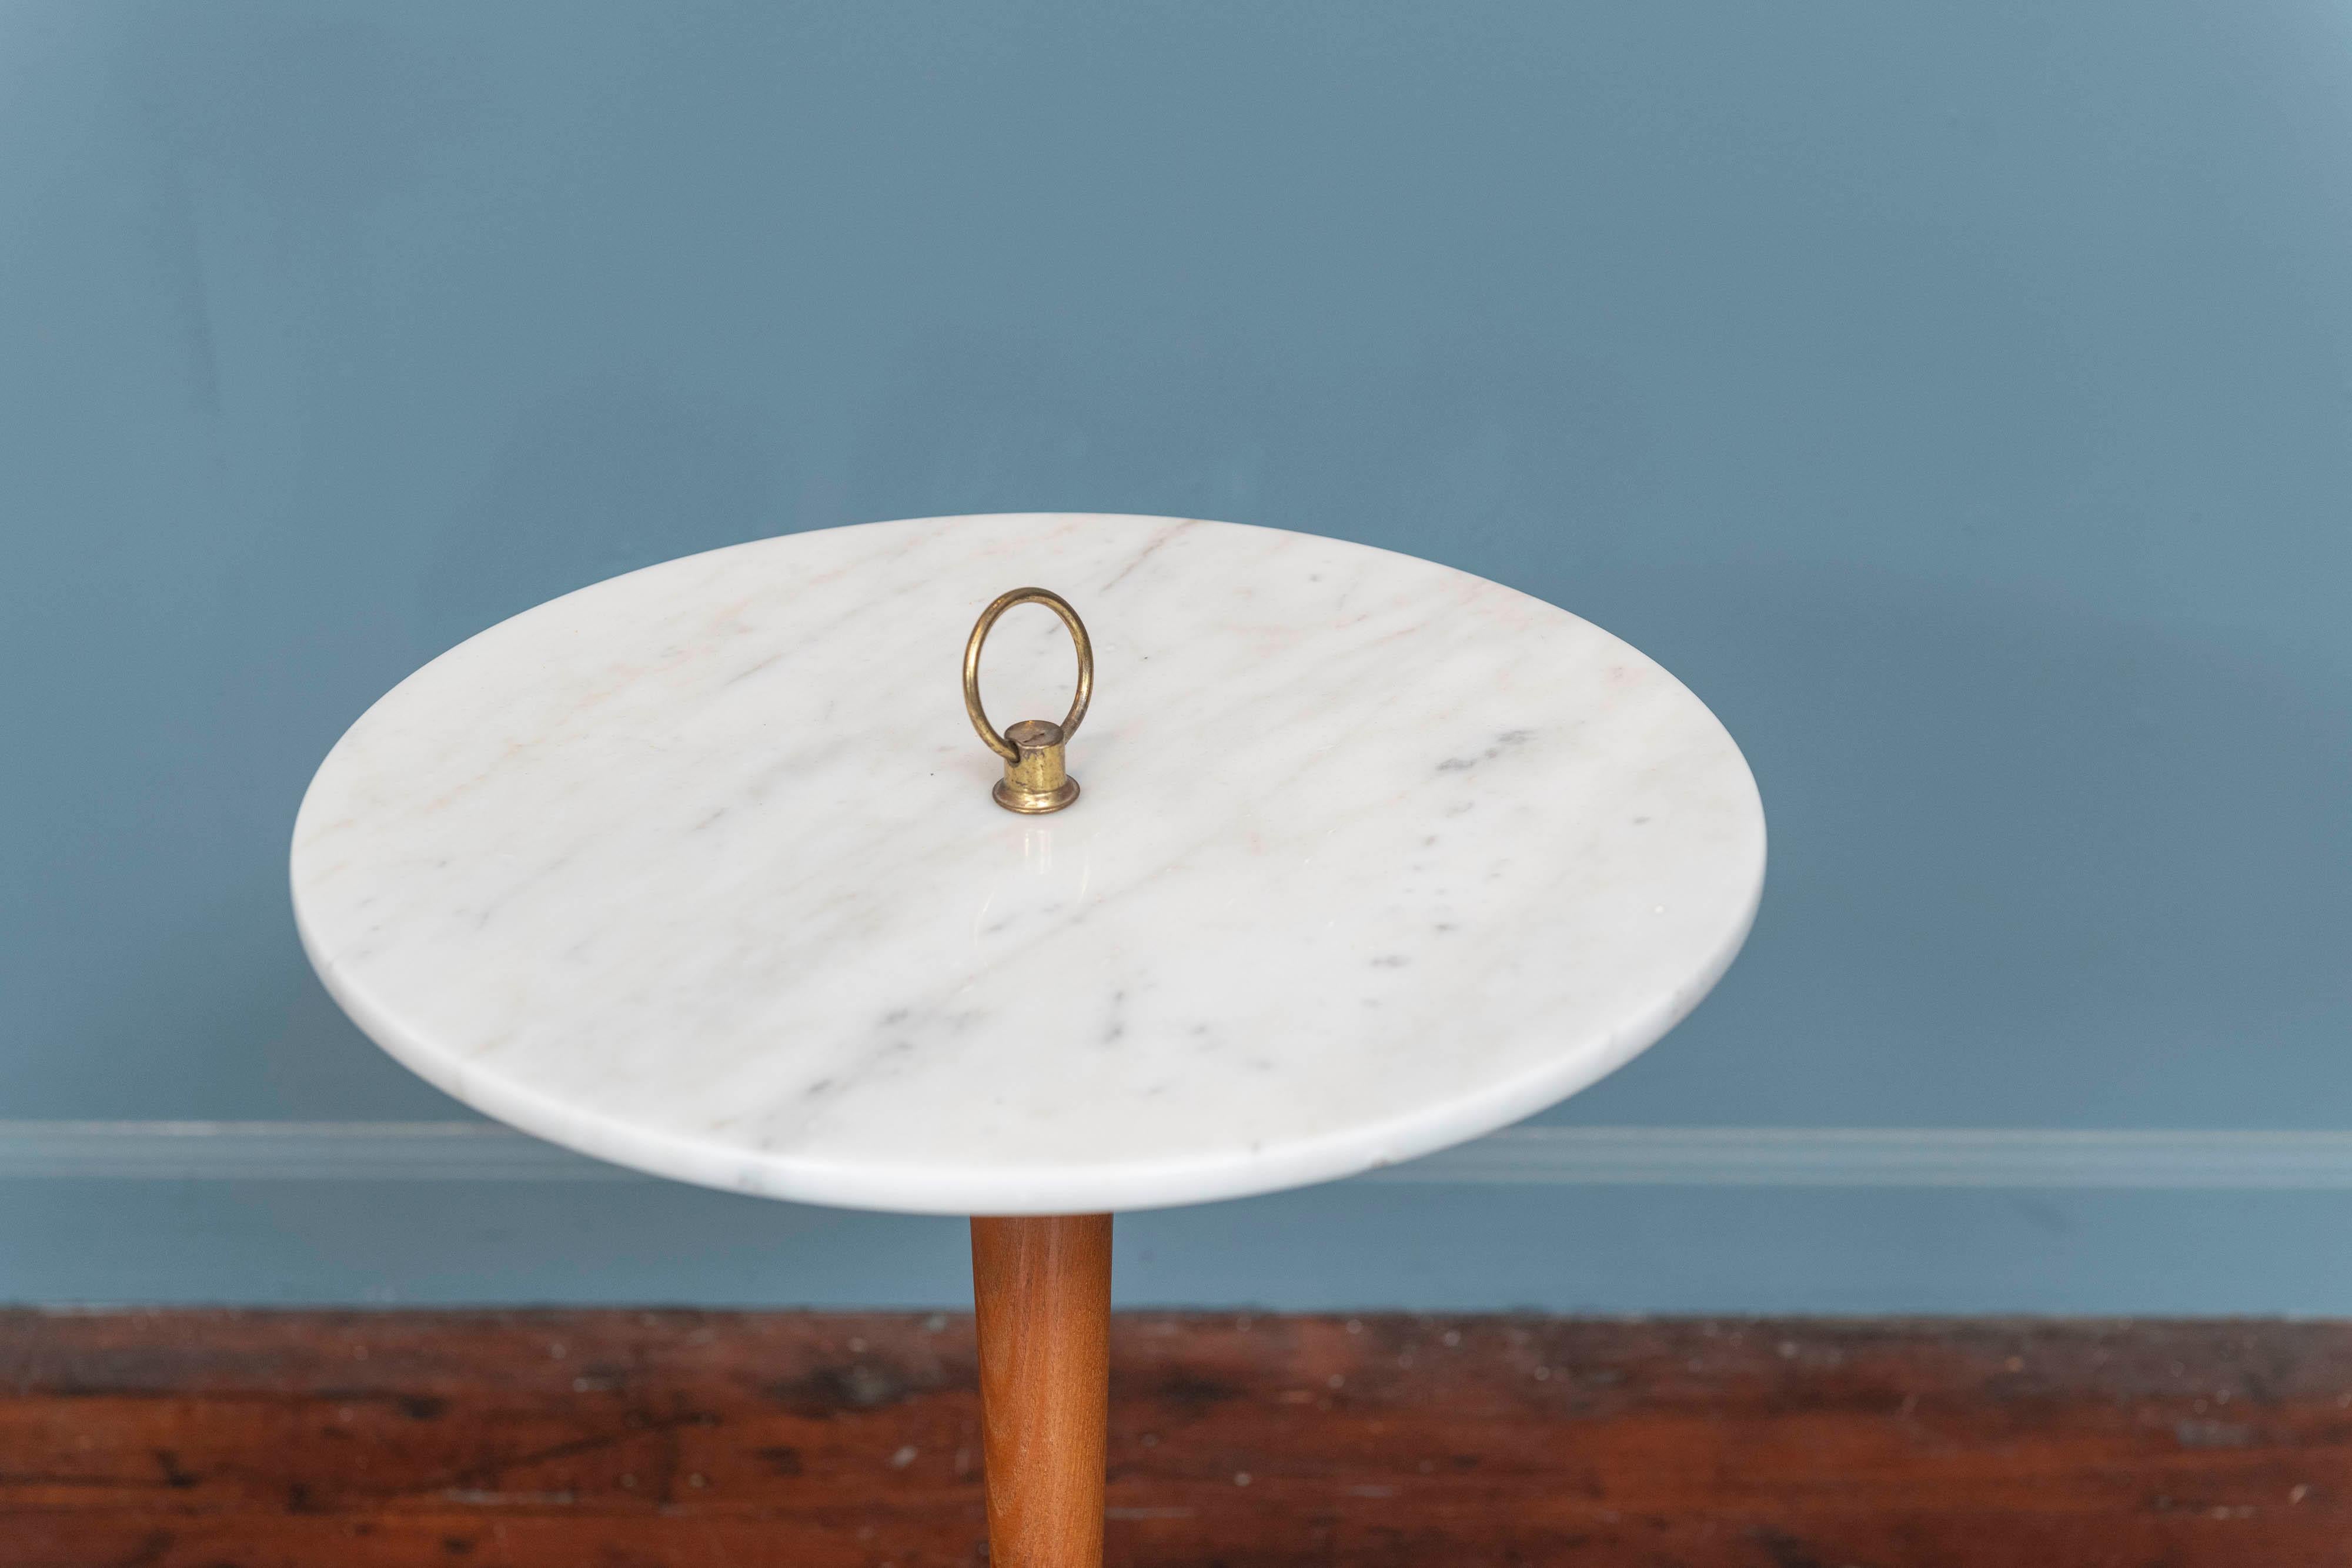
{"left": 292, "top": 514, "right": 1764, "bottom": 1214}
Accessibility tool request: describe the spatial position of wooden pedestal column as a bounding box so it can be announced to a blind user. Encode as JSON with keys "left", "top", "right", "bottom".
{"left": 970, "top": 1214, "right": 1113, "bottom": 1568}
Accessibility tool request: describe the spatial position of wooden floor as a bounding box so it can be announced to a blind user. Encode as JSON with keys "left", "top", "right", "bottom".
{"left": 3, "top": 1311, "right": 2348, "bottom": 1566}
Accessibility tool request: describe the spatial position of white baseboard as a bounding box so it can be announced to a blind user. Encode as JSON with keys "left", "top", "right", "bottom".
{"left": 4, "top": 1121, "right": 2350, "bottom": 1189}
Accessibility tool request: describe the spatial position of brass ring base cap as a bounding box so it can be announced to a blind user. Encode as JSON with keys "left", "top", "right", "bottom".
{"left": 994, "top": 777, "right": 1080, "bottom": 814}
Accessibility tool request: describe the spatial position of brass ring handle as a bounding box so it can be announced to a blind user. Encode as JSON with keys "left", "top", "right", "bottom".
{"left": 963, "top": 588, "right": 1093, "bottom": 814}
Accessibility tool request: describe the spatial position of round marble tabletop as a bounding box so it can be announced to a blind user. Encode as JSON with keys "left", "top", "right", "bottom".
{"left": 292, "top": 514, "right": 1765, "bottom": 1214}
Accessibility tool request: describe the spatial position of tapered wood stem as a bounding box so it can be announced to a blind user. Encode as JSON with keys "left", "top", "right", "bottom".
{"left": 970, "top": 1214, "right": 1112, "bottom": 1568}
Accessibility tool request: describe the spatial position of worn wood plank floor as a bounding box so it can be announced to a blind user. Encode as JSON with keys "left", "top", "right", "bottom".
{"left": 2, "top": 1311, "right": 2348, "bottom": 1566}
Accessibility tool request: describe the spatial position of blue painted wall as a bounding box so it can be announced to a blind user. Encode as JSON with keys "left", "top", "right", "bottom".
{"left": 2, "top": 0, "right": 2348, "bottom": 1309}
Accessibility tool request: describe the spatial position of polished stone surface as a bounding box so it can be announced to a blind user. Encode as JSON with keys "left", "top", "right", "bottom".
{"left": 292, "top": 514, "right": 1764, "bottom": 1213}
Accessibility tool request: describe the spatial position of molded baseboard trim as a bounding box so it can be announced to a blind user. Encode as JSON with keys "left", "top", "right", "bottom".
{"left": 4, "top": 1121, "right": 2350, "bottom": 1189}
